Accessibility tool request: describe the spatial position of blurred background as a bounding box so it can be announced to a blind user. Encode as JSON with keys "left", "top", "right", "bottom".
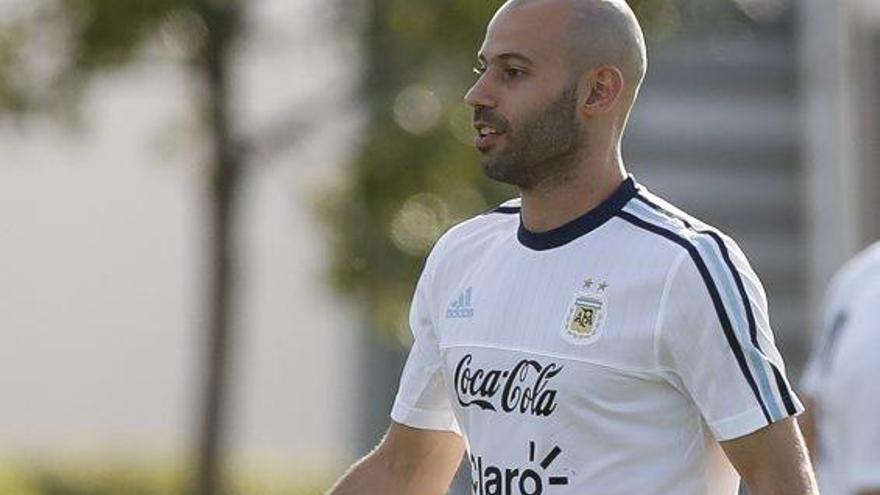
{"left": 0, "top": 0, "right": 877, "bottom": 494}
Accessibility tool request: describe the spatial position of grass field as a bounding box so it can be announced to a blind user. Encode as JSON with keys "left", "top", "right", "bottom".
{"left": 0, "top": 463, "right": 330, "bottom": 495}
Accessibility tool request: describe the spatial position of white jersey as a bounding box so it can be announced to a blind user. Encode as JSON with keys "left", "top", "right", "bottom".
{"left": 801, "top": 242, "right": 880, "bottom": 495}
{"left": 391, "top": 176, "right": 802, "bottom": 495}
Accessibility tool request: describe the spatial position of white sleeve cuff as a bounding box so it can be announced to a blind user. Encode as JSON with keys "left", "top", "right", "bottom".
{"left": 390, "top": 397, "right": 461, "bottom": 436}
{"left": 709, "top": 406, "right": 770, "bottom": 441}
{"left": 709, "top": 402, "right": 804, "bottom": 441}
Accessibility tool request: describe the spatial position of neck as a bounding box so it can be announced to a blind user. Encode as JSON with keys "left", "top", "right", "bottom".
{"left": 519, "top": 145, "right": 627, "bottom": 233}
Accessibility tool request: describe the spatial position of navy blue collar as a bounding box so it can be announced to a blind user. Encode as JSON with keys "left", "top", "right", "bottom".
{"left": 517, "top": 177, "right": 638, "bottom": 251}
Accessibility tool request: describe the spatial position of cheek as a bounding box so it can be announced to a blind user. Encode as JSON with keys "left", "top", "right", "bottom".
{"left": 495, "top": 88, "right": 551, "bottom": 132}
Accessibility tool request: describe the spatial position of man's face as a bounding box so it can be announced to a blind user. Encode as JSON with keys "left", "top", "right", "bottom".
{"left": 465, "top": 1, "right": 584, "bottom": 190}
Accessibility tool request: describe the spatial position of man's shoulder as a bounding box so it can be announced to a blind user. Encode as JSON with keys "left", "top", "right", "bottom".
{"left": 619, "top": 185, "right": 767, "bottom": 305}
{"left": 430, "top": 197, "right": 521, "bottom": 260}
{"left": 621, "top": 186, "right": 744, "bottom": 259}
{"left": 829, "top": 240, "right": 880, "bottom": 300}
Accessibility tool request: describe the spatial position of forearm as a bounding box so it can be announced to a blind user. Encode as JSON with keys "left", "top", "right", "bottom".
{"left": 746, "top": 429, "right": 818, "bottom": 494}
{"left": 327, "top": 424, "right": 464, "bottom": 495}
{"left": 723, "top": 418, "right": 819, "bottom": 495}
{"left": 799, "top": 397, "right": 819, "bottom": 460}
{"left": 327, "top": 449, "right": 418, "bottom": 495}
{"left": 741, "top": 456, "right": 818, "bottom": 495}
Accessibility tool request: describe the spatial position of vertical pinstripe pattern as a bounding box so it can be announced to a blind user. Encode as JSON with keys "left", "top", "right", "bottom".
{"left": 616, "top": 209, "right": 773, "bottom": 423}
{"left": 623, "top": 194, "right": 797, "bottom": 419}
{"left": 631, "top": 193, "right": 798, "bottom": 416}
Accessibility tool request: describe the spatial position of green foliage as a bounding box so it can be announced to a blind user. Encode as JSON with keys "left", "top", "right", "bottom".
{"left": 0, "top": 464, "right": 329, "bottom": 495}
{"left": 55, "top": 0, "right": 242, "bottom": 71}
{"left": 323, "top": 0, "right": 695, "bottom": 342}
{"left": 57, "top": 0, "right": 185, "bottom": 69}
{"left": 0, "top": 0, "right": 240, "bottom": 115}
{"left": 321, "top": 0, "right": 505, "bottom": 342}
{"left": 0, "top": 22, "right": 33, "bottom": 114}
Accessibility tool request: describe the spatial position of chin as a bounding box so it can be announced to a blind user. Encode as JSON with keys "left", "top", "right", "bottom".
{"left": 480, "top": 162, "right": 517, "bottom": 186}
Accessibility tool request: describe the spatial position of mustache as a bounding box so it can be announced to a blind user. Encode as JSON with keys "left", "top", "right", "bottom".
{"left": 473, "top": 107, "right": 510, "bottom": 132}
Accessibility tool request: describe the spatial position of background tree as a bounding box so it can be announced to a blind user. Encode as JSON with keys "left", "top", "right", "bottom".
{"left": 0, "top": 1, "right": 329, "bottom": 494}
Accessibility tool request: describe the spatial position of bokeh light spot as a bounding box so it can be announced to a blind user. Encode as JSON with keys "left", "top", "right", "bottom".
{"left": 393, "top": 85, "right": 443, "bottom": 135}
{"left": 390, "top": 193, "right": 450, "bottom": 256}
{"left": 159, "top": 9, "right": 208, "bottom": 59}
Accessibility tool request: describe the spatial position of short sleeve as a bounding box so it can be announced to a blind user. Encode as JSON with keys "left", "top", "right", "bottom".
{"left": 390, "top": 251, "right": 460, "bottom": 435}
{"left": 656, "top": 237, "right": 803, "bottom": 441}
{"left": 800, "top": 273, "right": 850, "bottom": 398}
{"left": 800, "top": 306, "right": 846, "bottom": 398}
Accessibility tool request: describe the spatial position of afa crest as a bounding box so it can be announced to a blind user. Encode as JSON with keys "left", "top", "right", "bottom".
{"left": 561, "top": 281, "right": 608, "bottom": 345}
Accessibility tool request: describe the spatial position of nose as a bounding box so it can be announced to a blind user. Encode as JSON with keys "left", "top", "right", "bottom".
{"left": 464, "top": 75, "right": 496, "bottom": 109}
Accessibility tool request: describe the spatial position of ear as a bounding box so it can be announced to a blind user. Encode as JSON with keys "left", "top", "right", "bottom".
{"left": 581, "top": 66, "right": 624, "bottom": 116}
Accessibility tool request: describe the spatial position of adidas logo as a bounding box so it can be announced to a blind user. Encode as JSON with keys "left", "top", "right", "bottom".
{"left": 446, "top": 286, "right": 474, "bottom": 319}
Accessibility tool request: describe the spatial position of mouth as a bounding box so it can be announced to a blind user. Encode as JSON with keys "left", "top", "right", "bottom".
{"left": 474, "top": 123, "right": 506, "bottom": 151}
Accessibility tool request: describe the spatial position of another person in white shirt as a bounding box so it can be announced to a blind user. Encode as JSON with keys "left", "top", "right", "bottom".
{"left": 802, "top": 242, "right": 880, "bottom": 495}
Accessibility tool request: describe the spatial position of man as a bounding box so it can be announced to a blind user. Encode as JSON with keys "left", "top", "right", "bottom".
{"left": 801, "top": 242, "right": 880, "bottom": 495}
{"left": 329, "top": 0, "right": 818, "bottom": 493}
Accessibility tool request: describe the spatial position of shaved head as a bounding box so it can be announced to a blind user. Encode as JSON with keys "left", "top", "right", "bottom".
{"left": 466, "top": 0, "right": 647, "bottom": 190}
{"left": 507, "top": 0, "right": 647, "bottom": 98}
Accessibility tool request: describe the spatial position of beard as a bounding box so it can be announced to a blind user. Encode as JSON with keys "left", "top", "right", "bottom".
{"left": 477, "top": 82, "right": 584, "bottom": 191}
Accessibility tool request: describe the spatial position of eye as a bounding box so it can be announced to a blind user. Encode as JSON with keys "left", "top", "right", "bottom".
{"left": 473, "top": 66, "right": 487, "bottom": 76}
{"left": 503, "top": 67, "right": 526, "bottom": 80}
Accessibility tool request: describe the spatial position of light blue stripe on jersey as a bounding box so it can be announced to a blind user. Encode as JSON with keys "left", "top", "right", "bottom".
{"left": 624, "top": 200, "right": 785, "bottom": 421}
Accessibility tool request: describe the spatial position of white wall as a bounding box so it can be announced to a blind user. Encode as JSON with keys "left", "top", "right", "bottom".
{"left": 0, "top": 0, "right": 358, "bottom": 473}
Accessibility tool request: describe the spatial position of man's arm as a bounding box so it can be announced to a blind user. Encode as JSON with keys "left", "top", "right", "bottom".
{"left": 327, "top": 421, "right": 465, "bottom": 495}
{"left": 721, "top": 417, "right": 818, "bottom": 495}
{"left": 798, "top": 396, "right": 819, "bottom": 461}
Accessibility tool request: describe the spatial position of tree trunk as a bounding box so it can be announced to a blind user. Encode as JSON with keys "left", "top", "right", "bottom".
{"left": 195, "top": 3, "right": 241, "bottom": 495}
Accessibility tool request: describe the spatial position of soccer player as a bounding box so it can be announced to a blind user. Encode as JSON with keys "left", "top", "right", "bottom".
{"left": 328, "top": 0, "right": 818, "bottom": 493}
{"left": 801, "top": 242, "right": 880, "bottom": 495}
